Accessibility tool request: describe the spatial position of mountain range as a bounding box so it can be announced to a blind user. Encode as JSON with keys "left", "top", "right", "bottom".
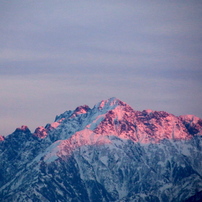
{"left": 0, "top": 97, "right": 202, "bottom": 201}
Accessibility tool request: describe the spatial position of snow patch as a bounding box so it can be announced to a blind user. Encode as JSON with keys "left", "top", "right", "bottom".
{"left": 50, "top": 122, "right": 60, "bottom": 128}
{"left": 113, "top": 106, "right": 125, "bottom": 120}
{"left": 43, "top": 141, "right": 61, "bottom": 163}
{"left": 86, "top": 115, "right": 105, "bottom": 130}
{"left": 33, "top": 126, "right": 48, "bottom": 138}
{"left": 144, "top": 109, "right": 153, "bottom": 114}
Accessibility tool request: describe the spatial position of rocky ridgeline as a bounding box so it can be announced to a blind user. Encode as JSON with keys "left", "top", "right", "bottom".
{"left": 0, "top": 98, "right": 202, "bottom": 201}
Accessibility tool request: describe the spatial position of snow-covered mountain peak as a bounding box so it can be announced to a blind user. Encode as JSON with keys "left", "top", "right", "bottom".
{"left": 54, "top": 110, "right": 73, "bottom": 122}
{"left": 143, "top": 109, "right": 154, "bottom": 115}
{"left": 180, "top": 114, "right": 201, "bottom": 124}
{"left": 75, "top": 105, "right": 90, "bottom": 113}
{"left": 70, "top": 105, "right": 91, "bottom": 118}
{"left": 1, "top": 98, "right": 202, "bottom": 201}
{"left": 0, "top": 135, "right": 4, "bottom": 141}
{"left": 54, "top": 105, "right": 90, "bottom": 122}
{"left": 94, "top": 97, "right": 128, "bottom": 111}
{"left": 14, "top": 125, "right": 31, "bottom": 134}
{"left": 180, "top": 114, "right": 202, "bottom": 135}
{"left": 34, "top": 98, "right": 201, "bottom": 143}
{"left": 34, "top": 126, "right": 48, "bottom": 138}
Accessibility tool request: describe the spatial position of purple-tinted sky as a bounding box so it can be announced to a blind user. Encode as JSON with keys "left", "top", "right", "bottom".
{"left": 0, "top": 1, "right": 202, "bottom": 136}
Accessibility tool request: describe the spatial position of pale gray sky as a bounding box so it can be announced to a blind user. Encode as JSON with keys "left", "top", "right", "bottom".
{"left": 0, "top": 1, "right": 202, "bottom": 136}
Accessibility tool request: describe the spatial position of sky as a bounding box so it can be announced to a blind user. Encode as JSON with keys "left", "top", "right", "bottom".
{"left": 0, "top": 0, "right": 202, "bottom": 136}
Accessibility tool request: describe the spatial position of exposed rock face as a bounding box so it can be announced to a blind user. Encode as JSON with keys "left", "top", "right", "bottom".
{"left": 0, "top": 98, "right": 202, "bottom": 201}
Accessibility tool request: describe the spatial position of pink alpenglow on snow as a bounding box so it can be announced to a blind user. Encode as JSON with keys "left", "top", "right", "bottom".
{"left": 180, "top": 114, "right": 202, "bottom": 135}
{"left": 92, "top": 104, "right": 192, "bottom": 144}
{"left": 34, "top": 126, "right": 48, "bottom": 139}
{"left": 19, "top": 125, "right": 29, "bottom": 131}
{"left": 15, "top": 125, "right": 30, "bottom": 133}
{"left": 0, "top": 135, "right": 4, "bottom": 141}
{"left": 50, "top": 122, "right": 60, "bottom": 129}
{"left": 12, "top": 125, "right": 31, "bottom": 135}
{"left": 33, "top": 118, "right": 65, "bottom": 138}
{"left": 96, "top": 97, "right": 127, "bottom": 111}
{"left": 5, "top": 98, "right": 202, "bottom": 160}
{"left": 40, "top": 98, "right": 202, "bottom": 162}
{"left": 58, "top": 129, "right": 112, "bottom": 157}
{"left": 43, "top": 129, "right": 112, "bottom": 162}
{"left": 70, "top": 105, "right": 90, "bottom": 118}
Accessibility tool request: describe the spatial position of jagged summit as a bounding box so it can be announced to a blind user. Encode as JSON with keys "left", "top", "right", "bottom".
{"left": 0, "top": 135, "right": 4, "bottom": 141}
{"left": 14, "top": 125, "right": 31, "bottom": 134}
{"left": 94, "top": 97, "right": 128, "bottom": 111}
{"left": 6, "top": 98, "right": 202, "bottom": 143}
{"left": 70, "top": 105, "right": 91, "bottom": 118}
{"left": 180, "top": 114, "right": 202, "bottom": 135}
{"left": 1, "top": 98, "right": 202, "bottom": 201}
{"left": 75, "top": 105, "right": 91, "bottom": 113}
